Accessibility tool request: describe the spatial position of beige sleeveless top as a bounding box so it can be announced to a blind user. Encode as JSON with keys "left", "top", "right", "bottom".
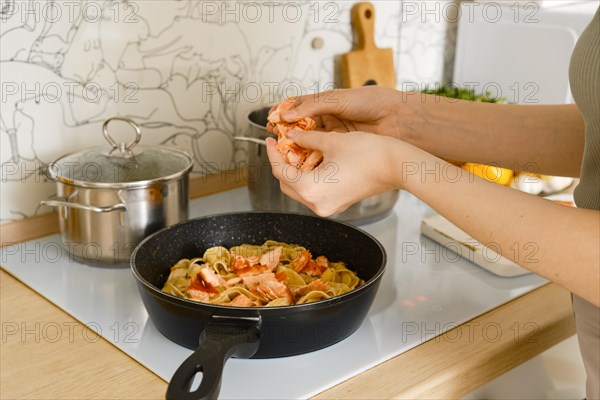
{"left": 569, "top": 6, "right": 600, "bottom": 400}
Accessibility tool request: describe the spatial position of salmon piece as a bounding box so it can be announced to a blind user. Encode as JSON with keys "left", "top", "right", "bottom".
{"left": 257, "top": 280, "right": 292, "bottom": 302}
{"left": 231, "top": 254, "right": 260, "bottom": 271}
{"left": 266, "top": 98, "right": 297, "bottom": 124}
{"left": 291, "top": 250, "right": 311, "bottom": 273}
{"left": 187, "top": 289, "right": 210, "bottom": 303}
{"left": 280, "top": 142, "right": 308, "bottom": 169}
{"left": 236, "top": 264, "right": 270, "bottom": 276}
{"left": 302, "top": 255, "right": 329, "bottom": 276}
{"left": 259, "top": 247, "right": 283, "bottom": 270}
{"left": 227, "top": 294, "right": 254, "bottom": 307}
{"left": 274, "top": 272, "right": 287, "bottom": 282}
{"left": 295, "top": 117, "right": 317, "bottom": 130}
{"left": 293, "top": 279, "right": 331, "bottom": 297}
{"left": 189, "top": 274, "right": 219, "bottom": 295}
{"left": 199, "top": 267, "right": 226, "bottom": 288}
{"left": 242, "top": 272, "right": 275, "bottom": 291}
{"left": 231, "top": 254, "right": 249, "bottom": 270}
{"left": 316, "top": 256, "right": 329, "bottom": 268}
{"left": 242, "top": 272, "right": 292, "bottom": 302}
{"left": 225, "top": 277, "right": 242, "bottom": 287}
{"left": 267, "top": 98, "right": 322, "bottom": 171}
{"left": 247, "top": 256, "right": 260, "bottom": 266}
{"left": 302, "top": 259, "right": 327, "bottom": 277}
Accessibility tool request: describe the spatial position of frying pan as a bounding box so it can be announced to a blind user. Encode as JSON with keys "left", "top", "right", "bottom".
{"left": 131, "top": 212, "right": 386, "bottom": 400}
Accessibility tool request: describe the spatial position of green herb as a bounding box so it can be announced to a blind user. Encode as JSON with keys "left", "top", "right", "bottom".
{"left": 421, "top": 84, "right": 506, "bottom": 103}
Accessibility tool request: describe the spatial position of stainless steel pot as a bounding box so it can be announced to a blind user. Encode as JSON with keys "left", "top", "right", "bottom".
{"left": 241, "top": 106, "right": 399, "bottom": 224}
{"left": 41, "top": 117, "right": 193, "bottom": 265}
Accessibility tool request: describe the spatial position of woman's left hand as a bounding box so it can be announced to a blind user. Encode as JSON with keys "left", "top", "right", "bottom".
{"left": 265, "top": 130, "right": 402, "bottom": 216}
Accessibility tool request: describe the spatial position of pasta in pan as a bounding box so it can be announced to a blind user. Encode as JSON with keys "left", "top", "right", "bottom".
{"left": 162, "top": 240, "right": 364, "bottom": 307}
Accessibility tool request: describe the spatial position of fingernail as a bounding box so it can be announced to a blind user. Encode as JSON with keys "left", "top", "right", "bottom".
{"left": 282, "top": 110, "right": 299, "bottom": 120}
{"left": 286, "top": 130, "right": 299, "bottom": 138}
{"left": 265, "top": 137, "right": 276, "bottom": 146}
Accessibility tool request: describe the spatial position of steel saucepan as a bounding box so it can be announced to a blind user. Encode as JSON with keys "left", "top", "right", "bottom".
{"left": 130, "top": 212, "right": 386, "bottom": 400}
{"left": 241, "top": 106, "right": 399, "bottom": 224}
{"left": 41, "top": 117, "right": 193, "bottom": 265}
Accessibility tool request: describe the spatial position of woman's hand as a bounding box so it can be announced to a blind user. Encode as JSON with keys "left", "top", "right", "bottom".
{"left": 275, "top": 88, "right": 585, "bottom": 178}
{"left": 265, "top": 129, "right": 403, "bottom": 217}
{"left": 275, "top": 86, "right": 415, "bottom": 139}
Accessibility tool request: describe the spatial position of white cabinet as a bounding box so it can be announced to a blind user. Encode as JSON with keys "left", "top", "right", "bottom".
{"left": 453, "top": 1, "right": 598, "bottom": 104}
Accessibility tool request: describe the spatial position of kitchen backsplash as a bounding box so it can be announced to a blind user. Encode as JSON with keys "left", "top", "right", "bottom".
{"left": 1, "top": 0, "right": 455, "bottom": 222}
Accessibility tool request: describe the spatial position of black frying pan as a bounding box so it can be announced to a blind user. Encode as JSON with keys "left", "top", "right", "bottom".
{"left": 130, "top": 212, "right": 386, "bottom": 400}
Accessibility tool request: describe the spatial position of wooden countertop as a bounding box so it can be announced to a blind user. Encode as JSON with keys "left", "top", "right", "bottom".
{"left": 0, "top": 175, "right": 576, "bottom": 399}
{"left": 1, "top": 269, "right": 575, "bottom": 399}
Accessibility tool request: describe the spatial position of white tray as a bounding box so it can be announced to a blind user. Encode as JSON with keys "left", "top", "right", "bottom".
{"left": 421, "top": 215, "right": 531, "bottom": 277}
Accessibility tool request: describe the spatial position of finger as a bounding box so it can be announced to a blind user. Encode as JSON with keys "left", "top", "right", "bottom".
{"left": 266, "top": 138, "right": 305, "bottom": 187}
{"left": 321, "top": 115, "right": 352, "bottom": 132}
{"left": 282, "top": 86, "right": 383, "bottom": 123}
{"left": 278, "top": 180, "right": 306, "bottom": 205}
{"left": 271, "top": 124, "right": 281, "bottom": 137}
{"left": 280, "top": 177, "right": 342, "bottom": 217}
{"left": 281, "top": 89, "right": 349, "bottom": 122}
{"left": 287, "top": 130, "right": 340, "bottom": 153}
{"left": 265, "top": 137, "right": 285, "bottom": 179}
{"left": 311, "top": 115, "right": 341, "bottom": 132}
{"left": 266, "top": 121, "right": 275, "bottom": 133}
{"left": 312, "top": 115, "right": 324, "bottom": 128}
{"left": 266, "top": 138, "right": 312, "bottom": 185}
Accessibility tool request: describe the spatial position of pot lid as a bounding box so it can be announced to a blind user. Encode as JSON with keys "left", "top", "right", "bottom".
{"left": 49, "top": 117, "right": 194, "bottom": 188}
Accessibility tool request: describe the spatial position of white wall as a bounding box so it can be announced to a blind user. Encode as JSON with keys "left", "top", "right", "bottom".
{"left": 0, "top": 0, "right": 453, "bottom": 221}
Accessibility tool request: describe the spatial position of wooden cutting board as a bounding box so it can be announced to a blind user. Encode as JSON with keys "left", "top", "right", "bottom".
{"left": 340, "top": 2, "right": 396, "bottom": 88}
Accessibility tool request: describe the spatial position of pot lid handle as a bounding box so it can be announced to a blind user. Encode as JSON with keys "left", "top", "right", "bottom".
{"left": 102, "top": 116, "right": 142, "bottom": 158}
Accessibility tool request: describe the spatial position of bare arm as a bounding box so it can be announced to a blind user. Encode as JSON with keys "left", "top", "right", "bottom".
{"left": 400, "top": 92, "right": 586, "bottom": 177}
{"left": 393, "top": 142, "right": 599, "bottom": 306}
{"left": 284, "top": 87, "right": 586, "bottom": 177}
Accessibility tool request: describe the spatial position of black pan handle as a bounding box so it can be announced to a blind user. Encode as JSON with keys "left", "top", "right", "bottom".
{"left": 166, "top": 315, "right": 262, "bottom": 400}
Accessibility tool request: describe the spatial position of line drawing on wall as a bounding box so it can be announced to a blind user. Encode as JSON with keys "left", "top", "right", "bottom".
{"left": 1, "top": 0, "right": 445, "bottom": 221}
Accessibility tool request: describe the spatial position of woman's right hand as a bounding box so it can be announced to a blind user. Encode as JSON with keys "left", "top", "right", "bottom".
{"left": 275, "top": 86, "right": 420, "bottom": 139}
{"left": 265, "top": 129, "right": 405, "bottom": 217}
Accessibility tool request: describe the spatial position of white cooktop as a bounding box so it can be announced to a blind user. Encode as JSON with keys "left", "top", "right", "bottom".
{"left": 0, "top": 188, "right": 547, "bottom": 399}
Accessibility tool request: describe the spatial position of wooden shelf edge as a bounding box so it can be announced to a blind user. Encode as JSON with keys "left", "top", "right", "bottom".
{"left": 188, "top": 168, "right": 247, "bottom": 198}
{"left": 0, "top": 169, "right": 247, "bottom": 246}
{"left": 0, "top": 212, "right": 59, "bottom": 246}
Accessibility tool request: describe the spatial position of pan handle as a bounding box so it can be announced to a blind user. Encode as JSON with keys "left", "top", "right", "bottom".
{"left": 233, "top": 136, "right": 267, "bottom": 146}
{"left": 166, "top": 315, "right": 262, "bottom": 400}
{"left": 40, "top": 198, "right": 127, "bottom": 213}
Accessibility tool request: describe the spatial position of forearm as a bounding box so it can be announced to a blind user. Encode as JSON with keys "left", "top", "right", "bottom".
{"left": 388, "top": 141, "right": 599, "bottom": 306}
{"left": 398, "top": 93, "right": 585, "bottom": 177}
